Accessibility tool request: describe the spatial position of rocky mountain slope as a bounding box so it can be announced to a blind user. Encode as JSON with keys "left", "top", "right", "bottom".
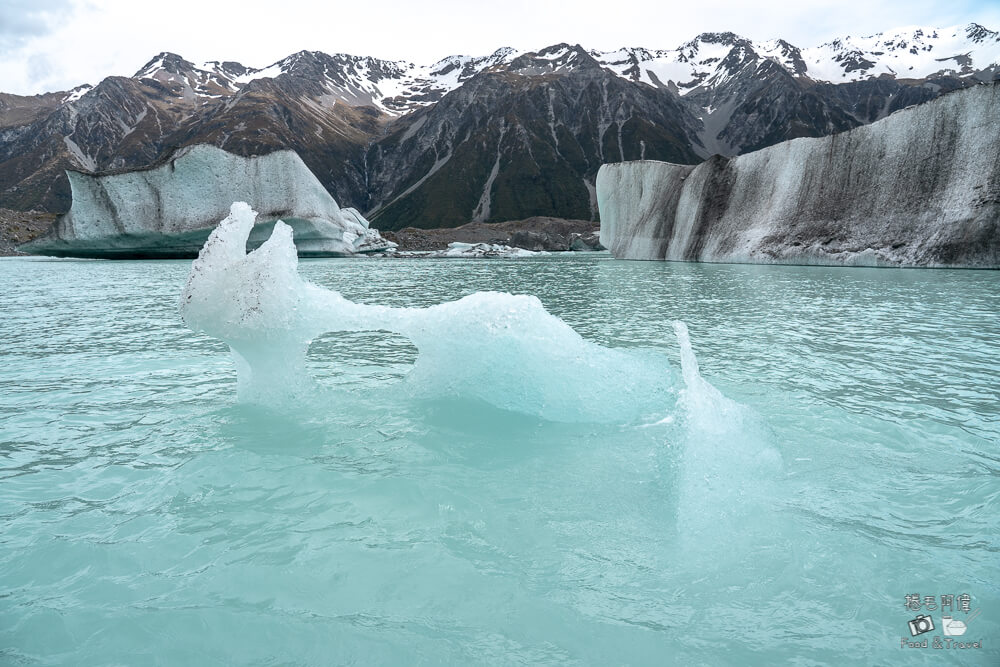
{"left": 1, "top": 23, "right": 997, "bottom": 228}
{"left": 0, "top": 208, "right": 56, "bottom": 255}
{"left": 365, "top": 46, "right": 704, "bottom": 229}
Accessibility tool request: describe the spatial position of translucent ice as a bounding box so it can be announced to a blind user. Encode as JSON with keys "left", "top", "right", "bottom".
{"left": 182, "top": 203, "right": 675, "bottom": 422}
{"left": 671, "top": 320, "right": 783, "bottom": 547}
{"left": 181, "top": 202, "right": 783, "bottom": 555}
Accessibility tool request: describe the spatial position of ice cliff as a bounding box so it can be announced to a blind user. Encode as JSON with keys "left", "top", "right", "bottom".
{"left": 21, "top": 144, "right": 393, "bottom": 258}
{"left": 597, "top": 83, "right": 1000, "bottom": 268}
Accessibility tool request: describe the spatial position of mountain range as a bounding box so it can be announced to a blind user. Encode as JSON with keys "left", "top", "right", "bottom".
{"left": 1, "top": 23, "right": 998, "bottom": 229}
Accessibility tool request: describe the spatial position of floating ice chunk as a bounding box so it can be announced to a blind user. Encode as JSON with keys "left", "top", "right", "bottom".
{"left": 670, "top": 320, "right": 783, "bottom": 551}
{"left": 182, "top": 202, "right": 670, "bottom": 421}
{"left": 673, "top": 320, "right": 736, "bottom": 422}
{"left": 430, "top": 242, "right": 547, "bottom": 258}
{"left": 181, "top": 203, "right": 787, "bottom": 553}
{"left": 341, "top": 207, "right": 398, "bottom": 253}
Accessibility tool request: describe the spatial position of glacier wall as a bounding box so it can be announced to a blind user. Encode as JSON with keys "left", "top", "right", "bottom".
{"left": 22, "top": 144, "right": 392, "bottom": 258}
{"left": 597, "top": 83, "right": 1000, "bottom": 268}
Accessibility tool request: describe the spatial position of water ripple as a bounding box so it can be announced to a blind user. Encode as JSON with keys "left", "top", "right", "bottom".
{"left": 1, "top": 256, "right": 998, "bottom": 664}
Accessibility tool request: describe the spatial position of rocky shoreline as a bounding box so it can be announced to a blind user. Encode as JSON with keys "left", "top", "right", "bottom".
{"left": 2, "top": 207, "right": 603, "bottom": 258}
{"left": 0, "top": 209, "right": 56, "bottom": 256}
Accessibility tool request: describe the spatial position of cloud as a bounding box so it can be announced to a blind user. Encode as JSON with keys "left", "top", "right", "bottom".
{"left": 0, "top": 0, "right": 78, "bottom": 50}
{"left": 26, "top": 54, "right": 54, "bottom": 83}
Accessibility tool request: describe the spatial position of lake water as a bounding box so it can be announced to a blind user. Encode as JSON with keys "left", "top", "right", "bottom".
{"left": 1, "top": 253, "right": 998, "bottom": 665}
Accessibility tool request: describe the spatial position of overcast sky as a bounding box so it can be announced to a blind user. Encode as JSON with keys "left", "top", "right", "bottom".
{"left": 2, "top": 0, "right": 999, "bottom": 95}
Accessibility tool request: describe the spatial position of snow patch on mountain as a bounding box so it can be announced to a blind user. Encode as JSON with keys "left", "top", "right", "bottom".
{"left": 61, "top": 85, "right": 93, "bottom": 104}
{"left": 801, "top": 24, "right": 1000, "bottom": 81}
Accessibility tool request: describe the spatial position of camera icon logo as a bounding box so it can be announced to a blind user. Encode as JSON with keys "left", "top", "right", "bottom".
{"left": 908, "top": 614, "right": 935, "bottom": 637}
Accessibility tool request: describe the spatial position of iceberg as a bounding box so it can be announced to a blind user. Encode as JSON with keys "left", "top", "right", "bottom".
{"left": 597, "top": 83, "right": 1000, "bottom": 268}
{"left": 179, "top": 203, "right": 782, "bottom": 539}
{"left": 21, "top": 144, "right": 394, "bottom": 259}
{"left": 181, "top": 202, "right": 671, "bottom": 422}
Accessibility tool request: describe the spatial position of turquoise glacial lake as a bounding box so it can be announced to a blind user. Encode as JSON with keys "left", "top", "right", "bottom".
{"left": 1, "top": 253, "right": 998, "bottom": 665}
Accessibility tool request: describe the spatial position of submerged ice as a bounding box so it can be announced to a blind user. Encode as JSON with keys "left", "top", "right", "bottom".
{"left": 180, "top": 202, "right": 783, "bottom": 556}
{"left": 180, "top": 196, "right": 787, "bottom": 524}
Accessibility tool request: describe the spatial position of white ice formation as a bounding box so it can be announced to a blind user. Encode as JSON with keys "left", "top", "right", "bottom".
{"left": 429, "top": 242, "right": 546, "bottom": 258}
{"left": 23, "top": 144, "right": 394, "bottom": 259}
{"left": 180, "top": 202, "right": 784, "bottom": 535}
{"left": 380, "top": 243, "right": 547, "bottom": 259}
{"left": 597, "top": 83, "right": 1000, "bottom": 268}
{"left": 181, "top": 202, "right": 674, "bottom": 422}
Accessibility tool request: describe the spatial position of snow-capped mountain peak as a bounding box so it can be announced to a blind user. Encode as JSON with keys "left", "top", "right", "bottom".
{"left": 121, "top": 24, "right": 999, "bottom": 112}
{"left": 757, "top": 39, "right": 807, "bottom": 75}
{"left": 506, "top": 44, "right": 601, "bottom": 75}
{"left": 589, "top": 23, "right": 999, "bottom": 95}
{"left": 129, "top": 47, "right": 529, "bottom": 114}
{"left": 803, "top": 23, "right": 1000, "bottom": 81}
{"left": 966, "top": 22, "right": 999, "bottom": 43}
